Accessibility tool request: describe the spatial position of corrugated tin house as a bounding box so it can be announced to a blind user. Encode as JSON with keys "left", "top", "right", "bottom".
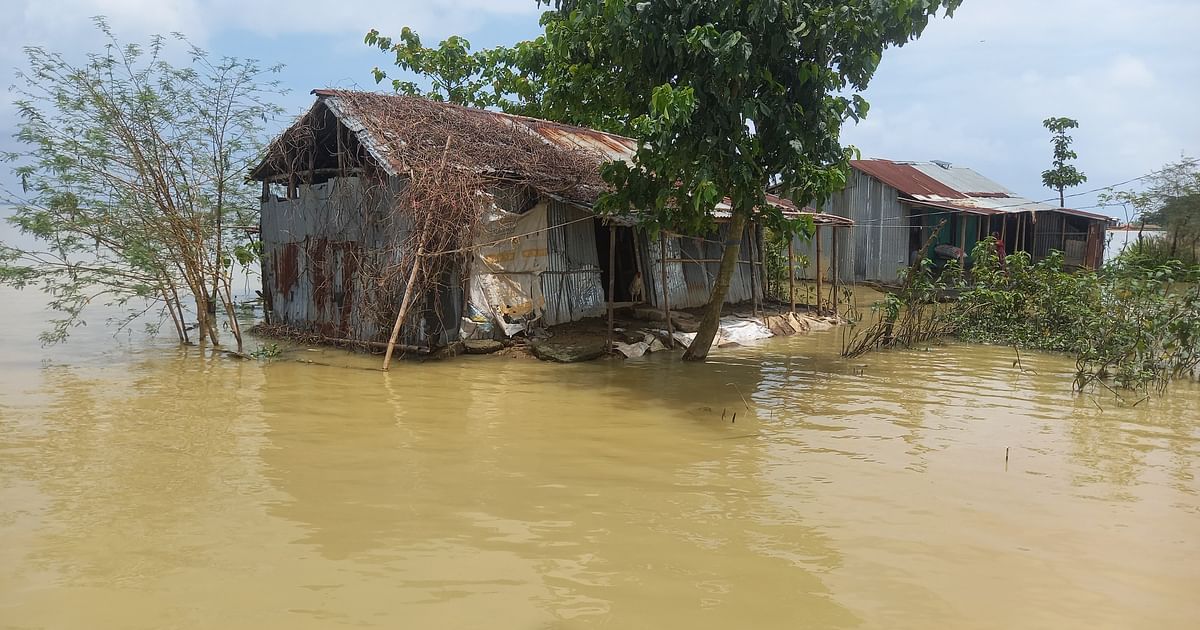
{"left": 250, "top": 90, "right": 848, "bottom": 352}
{"left": 790, "top": 159, "right": 1113, "bottom": 285}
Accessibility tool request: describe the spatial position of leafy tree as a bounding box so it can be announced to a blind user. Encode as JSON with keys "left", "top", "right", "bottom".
{"left": 539, "top": 0, "right": 960, "bottom": 360}
{"left": 0, "top": 19, "right": 285, "bottom": 351}
{"left": 367, "top": 2, "right": 958, "bottom": 361}
{"left": 1041, "top": 116, "right": 1087, "bottom": 207}
{"left": 365, "top": 26, "right": 630, "bottom": 133}
{"left": 366, "top": 27, "right": 507, "bottom": 109}
{"left": 1104, "top": 157, "right": 1200, "bottom": 264}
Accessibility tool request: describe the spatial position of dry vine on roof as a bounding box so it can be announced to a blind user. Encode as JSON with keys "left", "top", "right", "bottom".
{"left": 257, "top": 91, "right": 612, "bottom": 364}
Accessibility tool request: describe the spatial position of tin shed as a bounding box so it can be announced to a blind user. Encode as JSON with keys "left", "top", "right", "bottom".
{"left": 250, "top": 90, "right": 842, "bottom": 353}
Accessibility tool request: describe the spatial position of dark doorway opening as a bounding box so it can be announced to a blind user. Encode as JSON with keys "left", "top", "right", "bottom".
{"left": 594, "top": 220, "right": 641, "bottom": 303}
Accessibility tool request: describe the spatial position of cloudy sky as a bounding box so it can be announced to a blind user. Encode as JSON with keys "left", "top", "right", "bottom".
{"left": 2, "top": 0, "right": 1197, "bottom": 221}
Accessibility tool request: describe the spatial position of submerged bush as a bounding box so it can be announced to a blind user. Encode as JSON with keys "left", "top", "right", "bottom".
{"left": 845, "top": 236, "right": 1200, "bottom": 395}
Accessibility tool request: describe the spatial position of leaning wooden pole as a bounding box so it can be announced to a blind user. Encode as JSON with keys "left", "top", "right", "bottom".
{"left": 815, "top": 224, "right": 824, "bottom": 314}
{"left": 607, "top": 224, "right": 617, "bottom": 352}
{"left": 787, "top": 238, "right": 796, "bottom": 314}
{"left": 660, "top": 231, "right": 674, "bottom": 348}
{"left": 382, "top": 244, "right": 425, "bottom": 371}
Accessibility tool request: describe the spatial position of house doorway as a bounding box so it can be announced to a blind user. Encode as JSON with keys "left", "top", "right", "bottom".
{"left": 594, "top": 220, "right": 642, "bottom": 303}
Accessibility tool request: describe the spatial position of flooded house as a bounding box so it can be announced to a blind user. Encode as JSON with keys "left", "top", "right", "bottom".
{"left": 249, "top": 90, "right": 849, "bottom": 353}
{"left": 789, "top": 159, "right": 1114, "bottom": 285}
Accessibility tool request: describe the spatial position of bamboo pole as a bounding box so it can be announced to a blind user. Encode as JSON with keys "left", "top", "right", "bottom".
{"left": 1017, "top": 212, "right": 1025, "bottom": 255}
{"left": 632, "top": 227, "right": 644, "bottom": 301}
{"left": 382, "top": 245, "right": 424, "bottom": 371}
{"left": 831, "top": 227, "right": 840, "bottom": 315}
{"left": 958, "top": 214, "right": 967, "bottom": 253}
{"left": 748, "top": 223, "right": 760, "bottom": 316}
{"left": 788, "top": 238, "right": 796, "bottom": 314}
{"left": 607, "top": 224, "right": 616, "bottom": 352}
{"left": 660, "top": 232, "right": 674, "bottom": 348}
{"left": 815, "top": 224, "right": 824, "bottom": 314}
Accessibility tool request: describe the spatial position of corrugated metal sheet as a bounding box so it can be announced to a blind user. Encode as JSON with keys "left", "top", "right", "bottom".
{"left": 542, "top": 200, "right": 606, "bottom": 325}
{"left": 794, "top": 169, "right": 906, "bottom": 283}
{"left": 858, "top": 159, "right": 1113, "bottom": 221}
{"left": 261, "top": 176, "right": 459, "bottom": 349}
{"left": 909, "top": 163, "right": 1018, "bottom": 197}
{"left": 642, "top": 234, "right": 687, "bottom": 310}
{"left": 803, "top": 161, "right": 1114, "bottom": 283}
{"left": 850, "top": 159, "right": 966, "bottom": 200}
{"left": 642, "top": 225, "right": 762, "bottom": 310}
{"left": 520, "top": 121, "right": 637, "bottom": 162}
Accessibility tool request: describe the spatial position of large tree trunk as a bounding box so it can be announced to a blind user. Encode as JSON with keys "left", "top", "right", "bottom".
{"left": 683, "top": 211, "right": 747, "bottom": 362}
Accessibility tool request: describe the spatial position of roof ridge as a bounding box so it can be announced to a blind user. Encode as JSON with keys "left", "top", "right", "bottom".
{"left": 311, "top": 88, "right": 638, "bottom": 143}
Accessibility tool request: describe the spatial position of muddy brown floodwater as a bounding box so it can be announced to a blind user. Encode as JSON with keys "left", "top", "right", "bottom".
{"left": 1, "top": 285, "right": 1198, "bottom": 629}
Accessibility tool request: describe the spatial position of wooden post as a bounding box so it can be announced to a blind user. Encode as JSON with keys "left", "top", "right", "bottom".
{"left": 632, "top": 228, "right": 644, "bottom": 295}
{"left": 660, "top": 232, "right": 674, "bottom": 348}
{"left": 748, "top": 223, "right": 759, "bottom": 316}
{"left": 958, "top": 214, "right": 968, "bottom": 253}
{"left": 815, "top": 224, "right": 824, "bottom": 314}
{"left": 1017, "top": 213, "right": 1025, "bottom": 255}
{"left": 787, "top": 238, "right": 796, "bottom": 314}
{"left": 336, "top": 122, "right": 346, "bottom": 177}
{"left": 758, "top": 223, "right": 767, "bottom": 305}
{"left": 831, "top": 227, "right": 840, "bottom": 315}
{"left": 758, "top": 223, "right": 769, "bottom": 299}
{"left": 607, "top": 224, "right": 617, "bottom": 352}
{"left": 382, "top": 245, "right": 424, "bottom": 371}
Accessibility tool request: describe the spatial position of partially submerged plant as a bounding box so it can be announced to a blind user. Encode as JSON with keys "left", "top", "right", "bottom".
{"left": 843, "top": 232, "right": 1200, "bottom": 396}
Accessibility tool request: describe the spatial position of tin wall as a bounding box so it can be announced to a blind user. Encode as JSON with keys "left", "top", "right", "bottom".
{"left": 261, "top": 176, "right": 461, "bottom": 349}
{"left": 793, "top": 170, "right": 907, "bottom": 284}
{"left": 542, "top": 200, "right": 606, "bottom": 325}
{"left": 642, "top": 223, "right": 763, "bottom": 310}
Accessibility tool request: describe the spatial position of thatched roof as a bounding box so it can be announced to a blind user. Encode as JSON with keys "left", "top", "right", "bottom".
{"left": 252, "top": 89, "right": 851, "bottom": 225}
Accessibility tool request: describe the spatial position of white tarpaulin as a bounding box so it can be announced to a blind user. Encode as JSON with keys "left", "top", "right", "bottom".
{"left": 670, "top": 316, "right": 775, "bottom": 349}
{"left": 469, "top": 203, "right": 551, "bottom": 336}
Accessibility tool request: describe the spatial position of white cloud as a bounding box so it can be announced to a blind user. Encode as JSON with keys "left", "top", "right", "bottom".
{"left": 844, "top": 0, "right": 1200, "bottom": 212}
{"left": 1, "top": 0, "right": 539, "bottom": 65}
{"left": 1107, "top": 55, "right": 1155, "bottom": 89}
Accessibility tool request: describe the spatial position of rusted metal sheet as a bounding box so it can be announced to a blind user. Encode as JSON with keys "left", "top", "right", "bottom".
{"left": 260, "top": 176, "right": 458, "bottom": 349}
{"left": 850, "top": 159, "right": 966, "bottom": 201}
{"left": 523, "top": 122, "right": 637, "bottom": 162}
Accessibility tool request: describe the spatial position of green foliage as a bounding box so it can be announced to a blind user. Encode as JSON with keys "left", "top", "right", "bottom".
{"left": 250, "top": 342, "right": 283, "bottom": 360}
{"left": 847, "top": 232, "right": 1200, "bottom": 395}
{"left": 364, "top": 25, "right": 628, "bottom": 133}
{"left": 1103, "top": 157, "right": 1200, "bottom": 267}
{"left": 543, "top": 0, "right": 958, "bottom": 359}
{"left": 1041, "top": 116, "right": 1087, "bottom": 206}
{"left": 954, "top": 238, "right": 1200, "bottom": 394}
{"left": 956, "top": 242, "right": 1100, "bottom": 352}
{"left": 1116, "top": 232, "right": 1196, "bottom": 268}
{"left": 365, "top": 27, "right": 509, "bottom": 109}
{"left": 543, "top": 0, "right": 958, "bottom": 237}
{"left": 0, "top": 18, "right": 285, "bottom": 350}
{"left": 369, "top": 1, "right": 958, "bottom": 359}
